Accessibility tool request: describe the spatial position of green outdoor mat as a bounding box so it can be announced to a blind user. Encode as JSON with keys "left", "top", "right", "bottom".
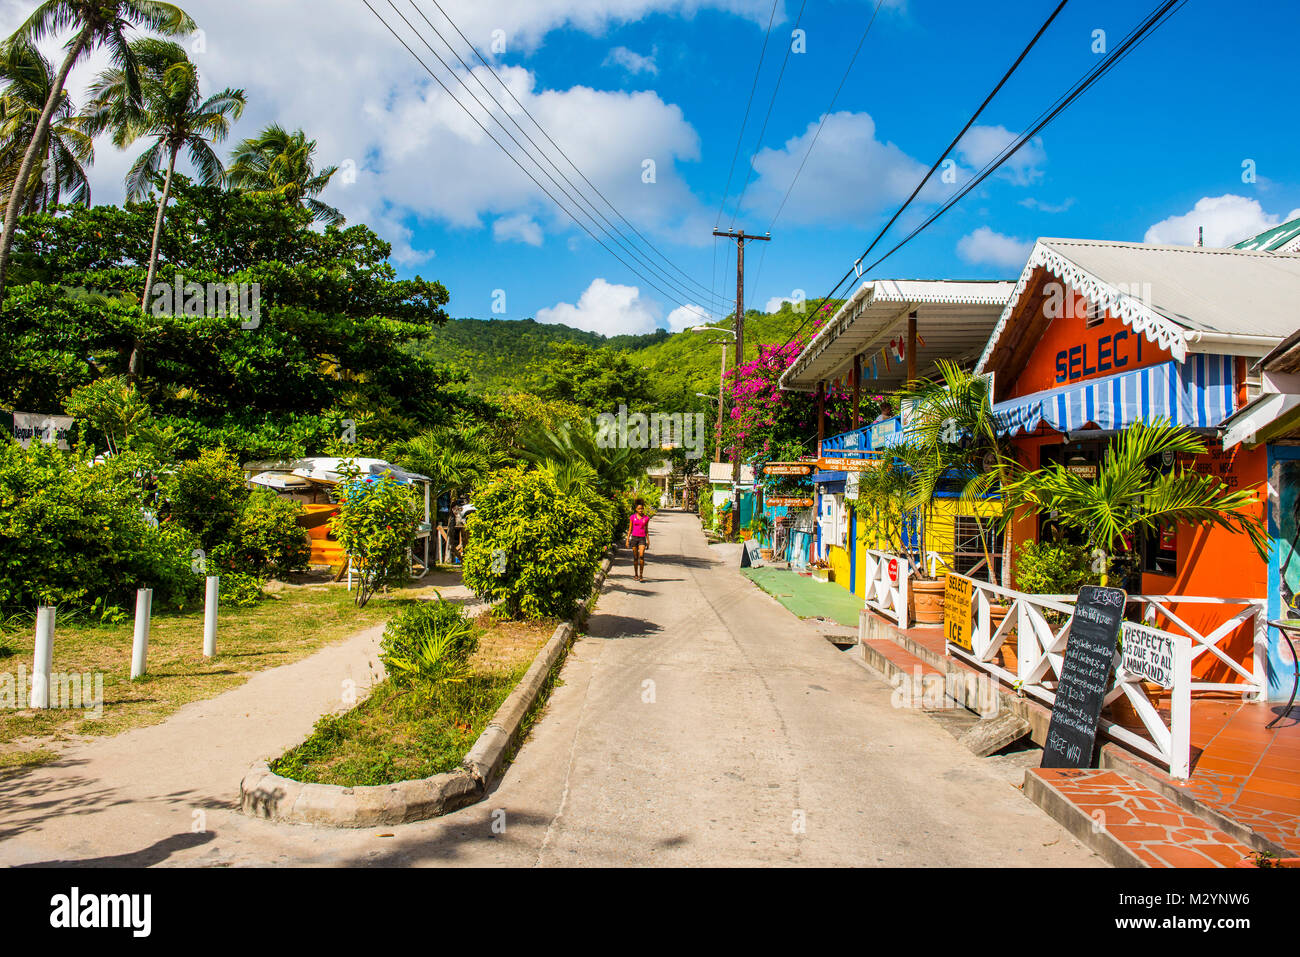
{"left": 741, "top": 567, "right": 864, "bottom": 627}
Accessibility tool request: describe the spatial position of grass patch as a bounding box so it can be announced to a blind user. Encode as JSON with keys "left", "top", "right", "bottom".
{"left": 271, "top": 614, "right": 557, "bottom": 786}
{"left": 0, "top": 585, "right": 401, "bottom": 758}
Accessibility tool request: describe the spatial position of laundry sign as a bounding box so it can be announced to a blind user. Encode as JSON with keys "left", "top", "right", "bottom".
{"left": 4, "top": 411, "right": 74, "bottom": 450}
{"left": 1120, "top": 624, "right": 1175, "bottom": 688}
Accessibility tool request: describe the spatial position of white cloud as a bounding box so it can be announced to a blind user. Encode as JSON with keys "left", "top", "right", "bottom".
{"left": 537, "top": 278, "right": 662, "bottom": 335}
{"left": 743, "top": 111, "right": 933, "bottom": 225}
{"left": 765, "top": 295, "right": 802, "bottom": 312}
{"left": 605, "top": 45, "right": 658, "bottom": 76}
{"left": 955, "top": 125, "right": 1046, "bottom": 187}
{"left": 493, "top": 213, "right": 543, "bottom": 246}
{"left": 1143, "top": 195, "right": 1300, "bottom": 248}
{"left": 1019, "top": 196, "right": 1074, "bottom": 214}
{"left": 0, "top": 0, "right": 760, "bottom": 263}
{"left": 667, "top": 304, "right": 711, "bottom": 331}
{"left": 956, "top": 226, "right": 1032, "bottom": 270}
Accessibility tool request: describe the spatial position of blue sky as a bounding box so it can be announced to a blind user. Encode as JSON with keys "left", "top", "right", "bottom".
{"left": 6, "top": 0, "right": 1299, "bottom": 335}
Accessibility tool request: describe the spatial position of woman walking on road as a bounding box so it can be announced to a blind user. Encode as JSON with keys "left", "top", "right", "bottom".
{"left": 625, "top": 499, "right": 651, "bottom": 582}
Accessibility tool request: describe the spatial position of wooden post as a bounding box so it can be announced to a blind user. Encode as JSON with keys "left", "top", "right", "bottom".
{"left": 852, "top": 354, "right": 861, "bottom": 430}
{"left": 907, "top": 310, "right": 918, "bottom": 384}
{"left": 817, "top": 380, "right": 826, "bottom": 456}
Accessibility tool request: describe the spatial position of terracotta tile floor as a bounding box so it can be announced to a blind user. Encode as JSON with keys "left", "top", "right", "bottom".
{"left": 1031, "top": 768, "right": 1257, "bottom": 867}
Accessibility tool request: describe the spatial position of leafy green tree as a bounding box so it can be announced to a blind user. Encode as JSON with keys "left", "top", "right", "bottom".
{"left": 0, "top": 0, "right": 196, "bottom": 300}
{"left": 64, "top": 374, "right": 175, "bottom": 457}
{"left": 0, "top": 36, "right": 93, "bottom": 213}
{"left": 1001, "top": 420, "right": 1269, "bottom": 587}
{"left": 536, "top": 341, "right": 655, "bottom": 413}
{"left": 330, "top": 470, "right": 420, "bottom": 608}
{"left": 226, "top": 123, "right": 342, "bottom": 226}
{"left": 82, "top": 37, "right": 245, "bottom": 335}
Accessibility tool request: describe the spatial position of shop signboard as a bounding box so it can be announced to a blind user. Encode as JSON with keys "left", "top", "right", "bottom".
{"left": 1041, "top": 585, "right": 1126, "bottom": 770}
{"left": 763, "top": 462, "right": 813, "bottom": 476}
{"left": 5, "top": 411, "right": 74, "bottom": 450}
{"left": 1120, "top": 624, "right": 1174, "bottom": 688}
{"left": 766, "top": 496, "right": 814, "bottom": 507}
{"left": 740, "top": 537, "right": 764, "bottom": 568}
{"left": 816, "top": 453, "right": 881, "bottom": 472}
{"left": 943, "top": 575, "right": 974, "bottom": 651}
{"left": 887, "top": 558, "right": 899, "bottom": 584}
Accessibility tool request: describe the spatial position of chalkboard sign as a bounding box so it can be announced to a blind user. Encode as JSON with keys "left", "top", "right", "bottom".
{"left": 1041, "top": 584, "right": 1127, "bottom": 770}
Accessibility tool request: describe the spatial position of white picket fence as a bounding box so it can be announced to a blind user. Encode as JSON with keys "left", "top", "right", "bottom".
{"left": 861, "top": 549, "right": 909, "bottom": 627}
{"left": 942, "top": 573, "right": 1266, "bottom": 780}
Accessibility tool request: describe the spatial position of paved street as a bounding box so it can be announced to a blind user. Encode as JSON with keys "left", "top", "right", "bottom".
{"left": 0, "top": 510, "right": 1098, "bottom": 867}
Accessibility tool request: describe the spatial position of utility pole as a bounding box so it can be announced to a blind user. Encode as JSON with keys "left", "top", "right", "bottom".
{"left": 712, "top": 227, "right": 771, "bottom": 537}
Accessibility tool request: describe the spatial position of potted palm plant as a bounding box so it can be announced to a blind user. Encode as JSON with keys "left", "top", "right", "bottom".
{"left": 748, "top": 512, "right": 774, "bottom": 559}
{"left": 1001, "top": 419, "right": 1269, "bottom": 718}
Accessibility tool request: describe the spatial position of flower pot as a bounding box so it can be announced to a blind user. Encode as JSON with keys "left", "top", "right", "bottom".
{"left": 911, "top": 576, "right": 947, "bottom": 625}
{"left": 760, "top": 548, "right": 774, "bottom": 560}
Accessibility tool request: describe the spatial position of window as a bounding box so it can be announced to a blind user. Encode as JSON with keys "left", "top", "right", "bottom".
{"left": 1084, "top": 298, "right": 1106, "bottom": 328}
{"left": 952, "top": 515, "right": 1004, "bottom": 579}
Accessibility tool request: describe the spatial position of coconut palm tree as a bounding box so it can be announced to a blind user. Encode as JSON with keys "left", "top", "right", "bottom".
{"left": 225, "top": 123, "right": 343, "bottom": 226}
{"left": 0, "top": 0, "right": 195, "bottom": 302}
{"left": 0, "top": 37, "right": 94, "bottom": 213}
{"left": 82, "top": 38, "right": 244, "bottom": 374}
{"left": 1000, "top": 420, "right": 1269, "bottom": 587}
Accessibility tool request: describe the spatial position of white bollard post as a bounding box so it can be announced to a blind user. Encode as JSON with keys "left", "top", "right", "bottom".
{"left": 203, "top": 576, "right": 219, "bottom": 658}
{"left": 131, "top": 588, "right": 153, "bottom": 679}
{"left": 31, "top": 606, "right": 55, "bottom": 709}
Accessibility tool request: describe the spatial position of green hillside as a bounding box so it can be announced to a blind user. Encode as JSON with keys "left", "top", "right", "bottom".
{"left": 425, "top": 302, "right": 831, "bottom": 407}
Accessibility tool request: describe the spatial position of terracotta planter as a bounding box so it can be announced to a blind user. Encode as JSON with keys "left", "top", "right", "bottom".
{"left": 911, "top": 576, "right": 947, "bottom": 625}
{"left": 991, "top": 603, "right": 1016, "bottom": 671}
{"left": 760, "top": 548, "right": 774, "bottom": 560}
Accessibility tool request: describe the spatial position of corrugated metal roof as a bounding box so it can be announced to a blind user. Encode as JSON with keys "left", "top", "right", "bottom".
{"left": 976, "top": 238, "right": 1300, "bottom": 374}
{"left": 1233, "top": 216, "right": 1300, "bottom": 253}
{"left": 780, "top": 279, "right": 1015, "bottom": 393}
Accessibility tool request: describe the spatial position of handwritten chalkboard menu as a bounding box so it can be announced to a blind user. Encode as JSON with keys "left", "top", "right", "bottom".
{"left": 1041, "top": 584, "right": 1127, "bottom": 770}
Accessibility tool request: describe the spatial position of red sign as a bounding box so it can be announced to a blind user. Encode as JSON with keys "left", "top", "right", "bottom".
{"left": 888, "top": 559, "right": 899, "bottom": 584}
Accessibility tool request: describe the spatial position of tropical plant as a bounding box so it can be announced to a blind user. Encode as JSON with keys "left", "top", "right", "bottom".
{"left": 379, "top": 599, "right": 479, "bottom": 698}
{"left": 898, "top": 359, "right": 1007, "bottom": 582}
{"left": 81, "top": 37, "right": 245, "bottom": 340}
{"left": 1001, "top": 419, "right": 1269, "bottom": 587}
{"left": 64, "top": 374, "right": 175, "bottom": 457}
{"left": 747, "top": 510, "right": 773, "bottom": 544}
{"left": 520, "top": 418, "right": 656, "bottom": 500}
{"left": 0, "top": 0, "right": 196, "bottom": 300}
{"left": 226, "top": 123, "right": 342, "bottom": 225}
{"left": 0, "top": 36, "right": 93, "bottom": 213}
{"left": 330, "top": 469, "right": 420, "bottom": 608}
{"left": 1014, "top": 539, "right": 1094, "bottom": 596}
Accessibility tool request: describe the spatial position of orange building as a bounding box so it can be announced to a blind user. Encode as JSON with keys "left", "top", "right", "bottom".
{"left": 976, "top": 239, "right": 1300, "bottom": 694}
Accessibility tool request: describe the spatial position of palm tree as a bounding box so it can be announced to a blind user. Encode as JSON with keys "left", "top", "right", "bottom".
{"left": 82, "top": 38, "right": 245, "bottom": 374}
{"left": 1000, "top": 420, "right": 1268, "bottom": 587}
{"left": 0, "top": 0, "right": 195, "bottom": 302}
{"left": 226, "top": 124, "right": 343, "bottom": 226}
{"left": 899, "top": 359, "right": 1008, "bottom": 582}
{"left": 0, "top": 37, "right": 93, "bottom": 213}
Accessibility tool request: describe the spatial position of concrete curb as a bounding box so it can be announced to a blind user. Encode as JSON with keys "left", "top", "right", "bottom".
{"left": 239, "top": 551, "right": 616, "bottom": 828}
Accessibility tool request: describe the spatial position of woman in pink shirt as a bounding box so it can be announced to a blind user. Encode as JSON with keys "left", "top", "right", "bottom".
{"left": 625, "top": 499, "right": 651, "bottom": 582}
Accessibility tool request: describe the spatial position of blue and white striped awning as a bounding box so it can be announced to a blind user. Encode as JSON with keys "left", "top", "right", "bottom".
{"left": 992, "top": 356, "right": 1237, "bottom": 437}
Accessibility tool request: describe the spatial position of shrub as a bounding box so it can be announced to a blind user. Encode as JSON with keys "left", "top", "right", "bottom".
{"left": 330, "top": 472, "right": 420, "bottom": 608}
{"left": 216, "top": 570, "right": 266, "bottom": 608}
{"left": 380, "top": 599, "right": 479, "bottom": 695}
{"left": 0, "top": 441, "right": 200, "bottom": 613}
{"left": 463, "top": 467, "right": 606, "bottom": 619}
{"left": 1015, "top": 540, "right": 1094, "bottom": 595}
{"left": 214, "top": 489, "right": 310, "bottom": 579}
{"left": 165, "top": 447, "right": 250, "bottom": 552}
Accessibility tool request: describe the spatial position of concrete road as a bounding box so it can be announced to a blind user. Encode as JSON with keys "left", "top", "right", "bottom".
{"left": 0, "top": 510, "right": 1098, "bottom": 867}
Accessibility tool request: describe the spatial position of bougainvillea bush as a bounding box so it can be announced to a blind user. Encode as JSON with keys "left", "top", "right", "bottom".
{"left": 463, "top": 467, "right": 607, "bottom": 620}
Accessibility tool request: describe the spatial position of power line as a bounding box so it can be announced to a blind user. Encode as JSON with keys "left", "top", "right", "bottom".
{"left": 362, "top": 0, "right": 717, "bottom": 324}
{"left": 403, "top": 0, "right": 726, "bottom": 315}
{"left": 726, "top": 0, "right": 808, "bottom": 230}
{"left": 418, "top": 0, "right": 728, "bottom": 312}
{"left": 777, "top": 0, "right": 1073, "bottom": 352}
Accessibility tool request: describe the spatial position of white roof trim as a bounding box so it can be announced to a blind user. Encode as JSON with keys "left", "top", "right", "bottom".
{"left": 974, "top": 241, "right": 1190, "bottom": 374}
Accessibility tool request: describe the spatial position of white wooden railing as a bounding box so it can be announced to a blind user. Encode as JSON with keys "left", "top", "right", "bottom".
{"left": 861, "top": 549, "right": 909, "bottom": 628}
{"left": 943, "top": 573, "right": 1267, "bottom": 780}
